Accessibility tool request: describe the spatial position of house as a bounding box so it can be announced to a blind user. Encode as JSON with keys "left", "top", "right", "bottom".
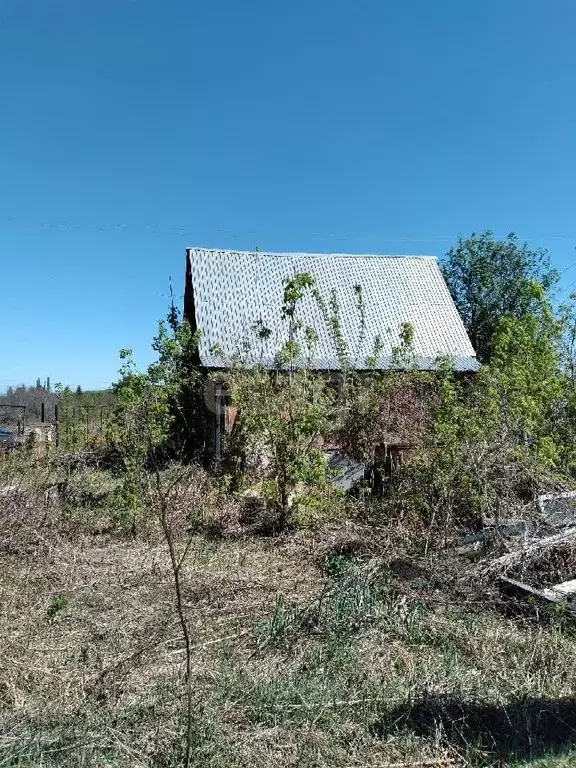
{"left": 183, "top": 247, "right": 478, "bottom": 461}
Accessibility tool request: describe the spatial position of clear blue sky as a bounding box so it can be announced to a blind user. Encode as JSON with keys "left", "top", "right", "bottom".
{"left": 2, "top": 0, "right": 576, "bottom": 389}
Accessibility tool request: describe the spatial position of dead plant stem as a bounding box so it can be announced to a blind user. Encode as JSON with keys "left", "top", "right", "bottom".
{"left": 152, "top": 453, "right": 193, "bottom": 768}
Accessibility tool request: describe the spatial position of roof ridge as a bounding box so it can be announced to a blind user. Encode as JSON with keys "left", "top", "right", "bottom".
{"left": 187, "top": 248, "right": 437, "bottom": 260}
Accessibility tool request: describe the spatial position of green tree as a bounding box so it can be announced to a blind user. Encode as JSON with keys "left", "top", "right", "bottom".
{"left": 111, "top": 332, "right": 203, "bottom": 768}
{"left": 111, "top": 306, "right": 203, "bottom": 466}
{"left": 153, "top": 304, "right": 206, "bottom": 463}
{"left": 222, "top": 273, "right": 335, "bottom": 529}
{"left": 442, "top": 231, "right": 558, "bottom": 363}
{"left": 485, "top": 297, "right": 563, "bottom": 464}
{"left": 389, "top": 289, "right": 566, "bottom": 541}
{"left": 543, "top": 293, "right": 576, "bottom": 476}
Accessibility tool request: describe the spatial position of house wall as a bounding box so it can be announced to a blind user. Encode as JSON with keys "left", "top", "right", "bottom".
{"left": 212, "top": 374, "right": 425, "bottom": 477}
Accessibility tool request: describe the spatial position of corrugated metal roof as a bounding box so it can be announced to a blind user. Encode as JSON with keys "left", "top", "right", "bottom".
{"left": 187, "top": 248, "right": 478, "bottom": 372}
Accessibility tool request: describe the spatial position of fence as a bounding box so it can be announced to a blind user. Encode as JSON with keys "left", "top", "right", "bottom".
{"left": 0, "top": 402, "right": 116, "bottom": 447}
{"left": 56, "top": 404, "right": 116, "bottom": 448}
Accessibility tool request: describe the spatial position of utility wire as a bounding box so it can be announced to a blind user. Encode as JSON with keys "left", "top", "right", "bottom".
{"left": 3, "top": 214, "right": 576, "bottom": 247}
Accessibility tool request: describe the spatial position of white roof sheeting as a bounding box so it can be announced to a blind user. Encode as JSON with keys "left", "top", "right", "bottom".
{"left": 186, "top": 248, "right": 478, "bottom": 372}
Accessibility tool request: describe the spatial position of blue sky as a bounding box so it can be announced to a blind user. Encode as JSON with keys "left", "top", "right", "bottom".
{"left": 1, "top": 0, "right": 576, "bottom": 389}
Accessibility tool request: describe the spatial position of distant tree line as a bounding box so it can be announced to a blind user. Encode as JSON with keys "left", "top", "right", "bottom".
{"left": 0, "top": 381, "right": 59, "bottom": 425}
{"left": 0, "top": 380, "right": 116, "bottom": 426}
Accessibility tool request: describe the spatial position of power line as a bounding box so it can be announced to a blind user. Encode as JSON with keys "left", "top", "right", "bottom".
{"left": 2, "top": 214, "right": 576, "bottom": 247}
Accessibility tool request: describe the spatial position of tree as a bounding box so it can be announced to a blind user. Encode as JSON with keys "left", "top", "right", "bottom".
{"left": 485, "top": 294, "right": 563, "bottom": 466}
{"left": 111, "top": 344, "right": 201, "bottom": 768}
{"left": 442, "top": 231, "right": 558, "bottom": 363}
{"left": 0, "top": 383, "right": 59, "bottom": 424}
{"left": 222, "top": 273, "right": 335, "bottom": 529}
{"left": 152, "top": 304, "right": 206, "bottom": 463}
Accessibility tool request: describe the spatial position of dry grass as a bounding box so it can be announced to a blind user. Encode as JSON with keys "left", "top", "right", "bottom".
{"left": 1, "top": 462, "right": 576, "bottom": 767}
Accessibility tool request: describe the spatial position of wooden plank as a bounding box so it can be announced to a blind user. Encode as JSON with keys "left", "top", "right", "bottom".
{"left": 542, "top": 579, "right": 576, "bottom": 600}
{"left": 486, "top": 527, "right": 576, "bottom": 572}
{"left": 499, "top": 575, "right": 576, "bottom": 613}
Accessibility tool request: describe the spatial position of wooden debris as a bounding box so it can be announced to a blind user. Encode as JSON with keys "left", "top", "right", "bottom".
{"left": 541, "top": 579, "right": 576, "bottom": 602}
{"left": 538, "top": 490, "right": 576, "bottom": 527}
{"left": 457, "top": 520, "right": 528, "bottom": 551}
{"left": 484, "top": 527, "right": 576, "bottom": 573}
{"left": 498, "top": 575, "right": 576, "bottom": 613}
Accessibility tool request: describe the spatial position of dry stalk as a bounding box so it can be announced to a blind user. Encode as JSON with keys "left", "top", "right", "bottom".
{"left": 149, "top": 449, "right": 195, "bottom": 768}
{"left": 166, "top": 630, "right": 251, "bottom": 656}
{"left": 373, "top": 761, "right": 460, "bottom": 768}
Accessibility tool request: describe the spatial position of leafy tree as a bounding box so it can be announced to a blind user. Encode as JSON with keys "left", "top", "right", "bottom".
{"left": 220, "top": 275, "right": 430, "bottom": 527}
{"left": 442, "top": 231, "right": 558, "bottom": 363}
{"left": 154, "top": 304, "right": 207, "bottom": 463}
{"left": 379, "top": 268, "right": 568, "bottom": 539}
{"left": 547, "top": 294, "right": 576, "bottom": 475}
{"left": 485, "top": 297, "right": 563, "bottom": 465}
{"left": 111, "top": 307, "right": 204, "bottom": 466}
{"left": 221, "top": 273, "right": 336, "bottom": 529}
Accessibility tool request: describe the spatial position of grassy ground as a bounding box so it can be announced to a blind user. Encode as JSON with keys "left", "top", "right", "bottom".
{"left": 1, "top": 465, "right": 576, "bottom": 766}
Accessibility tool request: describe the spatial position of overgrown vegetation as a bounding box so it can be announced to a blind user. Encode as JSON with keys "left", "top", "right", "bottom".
{"left": 3, "top": 231, "right": 576, "bottom": 766}
{"left": 2, "top": 481, "right": 576, "bottom": 766}
{"left": 186, "top": 236, "right": 576, "bottom": 537}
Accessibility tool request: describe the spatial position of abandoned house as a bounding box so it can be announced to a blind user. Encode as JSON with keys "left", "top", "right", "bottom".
{"left": 183, "top": 247, "right": 478, "bottom": 464}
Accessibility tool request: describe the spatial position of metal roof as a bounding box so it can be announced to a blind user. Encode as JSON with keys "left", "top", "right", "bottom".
{"left": 186, "top": 248, "right": 478, "bottom": 372}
